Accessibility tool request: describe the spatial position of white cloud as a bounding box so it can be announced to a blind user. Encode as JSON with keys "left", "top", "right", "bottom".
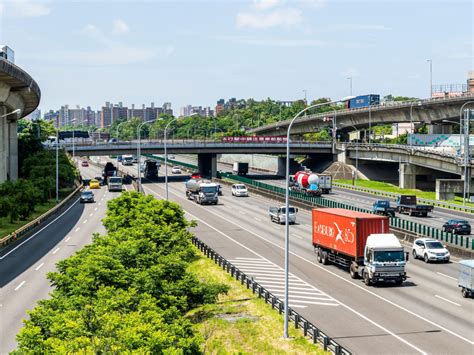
{"left": 328, "top": 24, "right": 392, "bottom": 32}
{"left": 253, "top": 0, "right": 283, "bottom": 10}
{"left": 164, "top": 45, "right": 175, "bottom": 56}
{"left": 240, "top": 38, "right": 326, "bottom": 47}
{"left": 112, "top": 19, "right": 129, "bottom": 35}
{"left": 3, "top": 0, "right": 50, "bottom": 18}
{"left": 237, "top": 8, "right": 303, "bottom": 29}
{"left": 300, "top": 0, "right": 326, "bottom": 8}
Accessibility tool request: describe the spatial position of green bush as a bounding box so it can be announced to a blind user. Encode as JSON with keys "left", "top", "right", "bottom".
{"left": 15, "top": 192, "right": 228, "bottom": 353}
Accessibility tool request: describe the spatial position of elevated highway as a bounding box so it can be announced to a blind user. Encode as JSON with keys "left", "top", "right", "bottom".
{"left": 0, "top": 59, "right": 41, "bottom": 182}
{"left": 251, "top": 94, "right": 474, "bottom": 136}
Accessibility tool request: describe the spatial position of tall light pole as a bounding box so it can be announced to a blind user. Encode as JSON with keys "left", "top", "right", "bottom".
{"left": 282, "top": 96, "right": 354, "bottom": 339}
{"left": 56, "top": 122, "right": 59, "bottom": 203}
{"left": 137, "top": 118, "right": 158, "bottom": 192}
{"left": 71, "top": 118, "right": 77, "bottom": 162}
{"left": 339, "top": 123, "right": 359, "bottom": 185}
{"left": 427, "top": 59, "right": 433, "bottom": 98}
{"left": 164, "top": 117, "right": 179, "bottom": 201}
{"left": 459, "top": 101, "right": 474, "bottom": 205}
{"left": 303, "top": 90, "right": 307, "bottom": 116}
{"left": 409, "top": 101, "right": 422, "bottom": 147}
{"left": 347, "top": 77, "right": 353, "bottom": 96}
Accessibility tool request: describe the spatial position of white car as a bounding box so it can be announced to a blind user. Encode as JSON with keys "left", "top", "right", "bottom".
{"left": 231, "top": 184, "right": 249, "bottom": 197}
{"left": 171, "top": 166, "right": 182, "bottom": 174}
{"left": 412, "top": 238, "right": 450, "bottom": 263}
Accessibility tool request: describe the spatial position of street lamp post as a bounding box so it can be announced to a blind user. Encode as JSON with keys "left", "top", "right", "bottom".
{"left": 164, "top": 117, "right": 179, "bottom": 200}
{"left": 409, "top": 101, "right": 422, "bottom": 147}
{"left": 137, "top": 119, "right": 158, "bottom": 192}
{"left": 427, "top": 59, "right": 433, "bottom": 98}
{"left": 71, "top": 119, "right": 77, "bottom": 162}
{"left": 282, "top": 96, "right": 354, "bottom": 339}
{"left": 459, "top": 101, "right": 474, "bottom": 205}
{"left": 347, "top": 77, "right": 353, "bottom": 95}
{"left": 56, "top": 124, "right": 59, "bottom": 203}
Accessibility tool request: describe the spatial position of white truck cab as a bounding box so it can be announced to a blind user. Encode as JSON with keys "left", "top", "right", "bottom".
{"left": 362, "top": 234, "right": 407, "bottom": 286}
{"left": 269, "top": 206, "right": 298, "bottom": 224}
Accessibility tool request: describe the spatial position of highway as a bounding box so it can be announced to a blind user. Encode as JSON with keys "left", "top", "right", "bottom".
{"left": 135, "top": 176, "right": 473, "bottom": 354}
{"left": 167, "top": 154, "right": 474, "bottom": 235}
{"left": 0, "top": 163, "right": 126, "bottom": 353}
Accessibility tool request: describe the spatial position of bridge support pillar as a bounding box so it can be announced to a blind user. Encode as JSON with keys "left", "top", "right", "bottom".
{"left": 198, "top": 153, "right": 217, "bottom": 178}
{"left": 277, "top": 157, "right": 301, "bottom": 176}
{"left": 429, "top": 124, "right": 453, "bottom": 134}
{"left": 8, "top": 118, "right": 18, "bottom": 181}
{"left": 0, "top": 106, "right": 7, "bottom": 182}
{"left": 399, "top": 163, "right": 417, "bottom": 189}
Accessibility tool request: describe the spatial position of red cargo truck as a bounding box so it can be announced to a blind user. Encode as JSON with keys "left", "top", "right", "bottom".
{"left": 312, "top": 208, "right": 407, "bottom": 285}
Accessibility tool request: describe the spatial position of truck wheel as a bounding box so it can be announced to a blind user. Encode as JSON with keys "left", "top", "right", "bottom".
{"left": 350, "top": 264, "right": 358, "bottom": 279}
{"left": 424, "top": 254, "right": 429, "bottom": 263}
{"left": 321, "top": 251, "right": 329, "bottom": 265}
{"left": 363, "top": 271, "right": 371, "bottom": 286}
{"left": 317, "top": 249, "right": 322, "bottom": 263}
{"left": 461, "top": 288, "right": 469, "bottom": 298}
{"left": 395, "top": 279, "right": 403, "bottom": 286}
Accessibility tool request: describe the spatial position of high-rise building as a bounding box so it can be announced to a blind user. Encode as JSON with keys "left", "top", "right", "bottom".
{"left": 0, "top": 45, "right": 15, "bottom": 63}
{"left": 162, "top": 102, "right": 173, "bottom": 115}
{"left": 215, "top": 99, "right": 225, "bottom": 115}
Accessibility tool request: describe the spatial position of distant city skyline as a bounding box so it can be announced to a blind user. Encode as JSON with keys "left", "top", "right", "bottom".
{"left": 0, "top": 1, "right": 471, "bottom": 112}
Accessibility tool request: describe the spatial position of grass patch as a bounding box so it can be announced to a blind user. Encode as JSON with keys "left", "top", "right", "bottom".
{"left": 335, "top": 179, "right": 474, "bottom": 207}
{"left": 0, "top": 188, "right": 76, "bottom": 238}
{"left": 187, "top": 253, "right": 329, "bottom": 354}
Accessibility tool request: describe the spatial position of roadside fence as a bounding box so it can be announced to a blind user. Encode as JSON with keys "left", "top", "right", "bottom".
{"left": 192, "top": 236, "right": 351, "bottom": 355}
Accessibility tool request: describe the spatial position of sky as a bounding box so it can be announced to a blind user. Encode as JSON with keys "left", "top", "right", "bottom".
{"left": 0, "top": 0, "right": 472, "bottom": 113}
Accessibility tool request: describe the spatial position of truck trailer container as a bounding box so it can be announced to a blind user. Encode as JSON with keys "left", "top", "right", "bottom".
{"left": 458, "top": 260, "right": 474, "bottom": 298}
{"left": 346, "top": 94, "right": 380, "bottom": 109}
{"left": 312, "top": 208, "right": 407, "bottom": 286}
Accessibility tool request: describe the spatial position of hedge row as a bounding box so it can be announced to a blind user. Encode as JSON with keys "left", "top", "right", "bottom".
{"left": 14, "top": 192, "right": 228, "bottom": 353}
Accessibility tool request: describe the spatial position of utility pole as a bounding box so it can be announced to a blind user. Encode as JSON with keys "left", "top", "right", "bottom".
{"left": 347, "top": 77, "right": 353, "bottom": 96}
{"left": 427, "top": 59, "right": 433, "bottom": 98}
{"left": 463, "top": 109, "right": 471, "bottom": 205}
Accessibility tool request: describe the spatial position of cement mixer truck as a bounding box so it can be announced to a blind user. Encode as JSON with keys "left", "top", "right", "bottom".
{"left": 290, "top": 171, "right": 322, "bottom": 196}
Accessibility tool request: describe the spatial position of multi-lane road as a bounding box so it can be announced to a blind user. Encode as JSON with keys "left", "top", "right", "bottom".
{"left": 166, "top": 154, "right": 474, "bottom": 235}
{"left": 0, "top": 164, "right": 127, "bottom": 353}
{"left": 108, "top": 156, "right": 474, "bottom": 354}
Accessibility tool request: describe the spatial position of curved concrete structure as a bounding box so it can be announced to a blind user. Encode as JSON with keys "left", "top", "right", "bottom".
{"left": 251, "top": 94, "right": 474, "bottom": 136}
{"left": 0, "top": 59, "right": 41, "bottom": 182}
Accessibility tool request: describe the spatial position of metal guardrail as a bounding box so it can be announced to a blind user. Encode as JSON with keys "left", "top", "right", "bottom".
{"left": 332, "top": 182, "right": 474, "bottom": 214}
{"left": 0, "top": 184, "right": 82, "bottom": 247}
{"left": 192, "top": 236, "right": 351, "bottom": 355}
{"left": 137, "top": 155, "right": 474, "bottom": 251}
{"left": 220, "top": 173, "right": 474, "bottom": 251}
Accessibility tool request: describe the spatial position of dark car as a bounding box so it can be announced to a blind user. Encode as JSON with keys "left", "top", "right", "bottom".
{"left": 442, "top": 220, "right": 471, "bottom": 235}
{"left": 80, "top": 190, "right": 95, "bottom": 203}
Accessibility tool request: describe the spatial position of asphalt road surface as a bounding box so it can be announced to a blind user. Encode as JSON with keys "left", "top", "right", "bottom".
{"left": 136, "top": 176, "right": 474, "bottom": 355}
{"left": 169, "top": 154, "right": 474, "bottom": 235}
{"left": 0, "top": 164, "right": 127, "bottom": 353}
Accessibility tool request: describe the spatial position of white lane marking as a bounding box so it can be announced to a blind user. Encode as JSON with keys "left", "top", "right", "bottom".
{"left": 294, "top": 234, "right": 303, "bottom": 240}
{"left": 143, "top": 184, "right": 431, "bottom": 353}
{"left": 52, "top": 247, "right": 60, "bottom": 254}
{"left": 254, "top": 217, "right": 262, "bottom": 221}
{"left": 94, "top": 207, "right": 98, "bottom": 211}
{"left": 154, "top": 184, "right": 471, "bottom": 347}
{"left": 435, "top": 295, "right": 461, "bottom": 307}
{"left": 83, "top": 220, "right": 88, "bottom": 224}
{"left": 89, "top": 213, "right": 93, "bottom": 217}
{"left": 274, "top": 294, "right": 327, "bottom": 300}
{"left": 35, "top": 263, "right": 44, "bottom": 271}
{"left": 75, "top": 227, "right": 80, "bottom": 232}
{"left": 15, "top": 281, "right": 26, "bottom": 291}
{"left": 289, "top": 304, "right": 307, "bottom": 309}
{"left": 65, "top": 236, "right": 71, "bottom": 242}
{"left": 0, "top": 199, "right": 80, "bottom": 260}
{"left": 436, "top": 272, "right": 457, "bottom": 281}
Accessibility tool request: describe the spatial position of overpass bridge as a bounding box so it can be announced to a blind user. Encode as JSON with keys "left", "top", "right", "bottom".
{"left": 70, "top": 140, "right": 332, "bottom": 177}
{"left": 251, "top": 94, "right": 474, "bottom": 136}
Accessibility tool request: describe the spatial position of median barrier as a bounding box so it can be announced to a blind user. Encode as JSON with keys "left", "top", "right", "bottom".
{"left": 333, "top": 182, "right": 474, "bottom": 214}
{"left": 191, "top": 236, "right": 351, "bottom": 355}
{"left": 0, "top": 183, "right": 83, "bottom": 248}
{"left": 218, "top": 173, "right": 474, "bottom": 257}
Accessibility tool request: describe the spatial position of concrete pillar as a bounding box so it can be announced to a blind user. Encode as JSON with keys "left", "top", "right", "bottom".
{"left": 0, "top": 106, "right": 7, "bottom": 182}
{"left": 399, "top": 163, "right": 417, "bottom": 189}
{"left": 276, "top": 157, "right": 301, "bottom": 176}
{"left": 428, "top": 124, "right": 453, "bottom": 134}
{"left": 435, "top": 179, "right": 463, "bottom": 201}
{"left": 8, "top": 119, "right": 18, "bottom": 180}
{"left": 197, "top": 153, "right": 217, "bottom": 178}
